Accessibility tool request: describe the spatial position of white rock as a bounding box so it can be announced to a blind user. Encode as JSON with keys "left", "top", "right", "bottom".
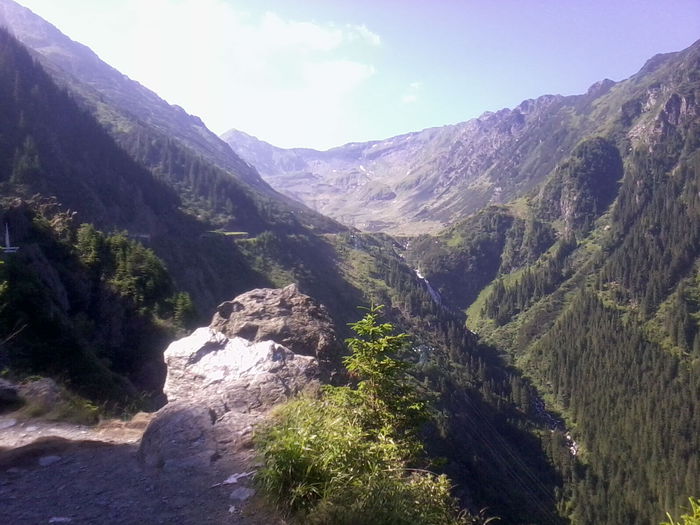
{"left": 163, "top": 328, "right": 318, "bottom": 417}
{"left": 223, "top": 471, "right": 255, "bottom": 485}
{"left": 0, "top": 418, "right": 17, "bottom": 430}
{"left": 229, "top": 487, "right": 256, "bottom": 501}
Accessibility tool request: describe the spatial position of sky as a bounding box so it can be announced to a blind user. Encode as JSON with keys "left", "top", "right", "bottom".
{"left": 15, "top": 0, "right": 700, "bottom": 150}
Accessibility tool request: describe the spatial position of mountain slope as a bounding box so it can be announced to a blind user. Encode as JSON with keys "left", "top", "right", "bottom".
{"left": 223, "top": 41, "right": 698, "bottom": 235}
{"left": 0, "top": 0, "right": 341, "bottom": 234}
{"left": 0, "top": 0, "right": 261, "bottom": 190}
{"left": 4, "top": 2, "right": 697, "bottom": 522}
{"left": 407, "top": 39, "right": 700, "bottom": 525}
{"left": 0, "top": 22, "right": 568, "bottom": 522}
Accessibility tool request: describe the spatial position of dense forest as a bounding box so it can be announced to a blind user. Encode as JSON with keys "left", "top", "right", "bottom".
{"left": 0, "top": 199, "right": 192, "bottom": 403}
{"left": 410, "top": 58, "right": 700, "bottom": 522}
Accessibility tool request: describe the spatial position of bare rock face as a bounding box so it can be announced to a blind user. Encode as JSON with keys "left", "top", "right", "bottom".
{"left": 139, "top": 285, "right": 335, "bottom": 471}
{"left": 211, "top": 283, "right": 341, "bottom": 365}
{"left": 162, "top": 327, "right": 319, "bottom": 418}
{"left": 138, "top": 402, "right": 218, "bottom": 471}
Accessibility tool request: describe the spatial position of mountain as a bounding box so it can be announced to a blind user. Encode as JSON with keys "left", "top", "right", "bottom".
{"left": 406, "top": 39, "right": 700, "bottom": 525}
{"left": 0, "top": 0, "right": 341, "bottom": 234}
{"left": 2, "top": 1, "right": 698, "bottom": 522}
{"left": 0, "top": 15, "right": 564, "bottom": 522}
{"left": 223, "top": 43, "right": 697, "bottom": 235}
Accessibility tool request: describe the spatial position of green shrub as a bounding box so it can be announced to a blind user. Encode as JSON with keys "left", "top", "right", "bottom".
{"left": 256, "top": 396, "right": 402, "bottom": 513}
{"left": 663, "top": 498, "right": 700, "bottom": 525}
{"left": 255, "top": 396, "right": 471, "bottom": 524}
{"left": 307, "top": 469, "right": 469, "bottom": 525}
{"left": 254, "top": 307, "right": 487, "bottom": 524}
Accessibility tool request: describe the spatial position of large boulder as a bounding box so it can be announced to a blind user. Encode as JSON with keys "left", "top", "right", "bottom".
{"left": 163, "top": 327, "right": 319, "bottom": 417}
{"left": 140, "top": 285, "right": 336, "bottom": 470}
{"left": 138, "top": 401, "right": 218, "bottom": 471}
{"left": 210, "top": 283, "right": 342, "bottom": 372}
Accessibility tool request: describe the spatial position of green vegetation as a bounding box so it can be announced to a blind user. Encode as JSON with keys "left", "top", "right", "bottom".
{"left": 3, "top": 15, "right": 698, "bottom": 525}
{"left": 449, "top": 110, "right": 700, "bottom": 524}
{"left": 407, "top": 206, "right": 557, "bottom": 312}
{"left": 323, "top": 233, "right": 564, "bottom": 524}
{"left": 15, "top": 384, "right": 100, "bottom": 425}
{"left": 255, "top": 308, "right": 479, "bottom": 524}
{"left": 0, "top": 199, "right": 194, "bottom": 404}
{"left": 482, "top": 235, "right": 576, "bottom": 325}
{"left": 538, "top": 137, "right": 622, "bottom": 235}
{"left": 663, "top": 498, "right": 700, "bottom": 525}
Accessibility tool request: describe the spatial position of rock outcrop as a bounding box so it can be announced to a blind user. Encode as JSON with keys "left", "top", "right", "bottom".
{"left": 139, "top": 284, "right": 334, "bottom": 472}
{"left": 163, "top": 328, "right": 318, "bottom": 417}
{"left": 210, "top": 283, "right": 342, "bottom": 372}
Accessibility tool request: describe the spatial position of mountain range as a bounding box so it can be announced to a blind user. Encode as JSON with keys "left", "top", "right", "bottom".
{"left": 223, "top": 46, "right": 697, "bottom": 235}
{"left": 0, "top": 0, "right": 698, "bottom": 523}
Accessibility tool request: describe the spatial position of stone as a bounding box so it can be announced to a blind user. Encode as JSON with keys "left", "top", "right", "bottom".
{"left": 141, "top": 285, "right": 337, "bottom": 473}
{"left": 38, "top": 455, "right": 62, "bottom": 467}
{"left": 0, "top": 417, "right": 17, "bottom": 430}
{"left": 210, "top": 283, "right": 342, "bottom": 369}
{"left": 222, "top": 471, "right": 255, "bottom": 485}
{"left": 162, "top": 328, "right": 319, "bottom": 418}
{"left": 138, "top": 402, "right": 217, "bottom": 471}
{"left": 229, "top": 487, "right": 256, "bottom": 501}
{"left": 19, "top": 378, "right": 63, "bottom": 413}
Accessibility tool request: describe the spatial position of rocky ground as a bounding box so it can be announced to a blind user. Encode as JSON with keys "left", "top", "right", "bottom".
{"left": 0, "top": 285, "right": 337, "bottom": 525}
{"left": 0, "top": 413, "right": 285, "bottom": 525}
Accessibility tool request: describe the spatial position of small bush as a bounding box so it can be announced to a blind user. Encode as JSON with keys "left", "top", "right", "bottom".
{"left": 663, "top": 498, "right": 700, "bottom": 525}
{"left": 254, "top": 307, "right": 485, "bottom": 524}
{"left": 256, "top": 396, "right": 469, "bottom": 524}
{"left": 307, "top": 469, "right": 468, "bottom": 525}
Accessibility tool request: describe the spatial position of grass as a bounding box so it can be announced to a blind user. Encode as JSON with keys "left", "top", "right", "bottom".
{"left": 662, "top": 498, "right": 700, "bottom": 525}
{"left": 254, "top": 396, "right": 474, "bottom": 525}
{"left": 15, "top": 387, "right": 100, "bottom": 425}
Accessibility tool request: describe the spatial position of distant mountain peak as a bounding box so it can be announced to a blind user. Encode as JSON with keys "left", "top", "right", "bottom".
{"left": 223, "top": 40, "right": 699, "bottom": 234}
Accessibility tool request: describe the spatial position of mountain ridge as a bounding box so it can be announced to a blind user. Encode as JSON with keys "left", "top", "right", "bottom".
{"left": 0, "top": 2, "right": 698, "bottom": 523}
{"left": 223, "top": 39, "right": 699, "bottom": 235}
{"left": 0, "top": 0, "right": 345, "bottom": 236}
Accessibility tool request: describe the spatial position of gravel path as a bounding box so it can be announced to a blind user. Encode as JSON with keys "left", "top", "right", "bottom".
{"left": 0, "top": 415, "right": 285, "bottom": 525}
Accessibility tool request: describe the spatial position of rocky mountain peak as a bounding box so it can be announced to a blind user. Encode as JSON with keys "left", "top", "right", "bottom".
{"left": 586, "top": 78, "right": 615, "bottom": 97}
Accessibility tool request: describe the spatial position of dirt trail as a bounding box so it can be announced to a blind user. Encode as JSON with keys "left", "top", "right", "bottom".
{"left": 0, "top": 415, "right": 284, "bottom": 525}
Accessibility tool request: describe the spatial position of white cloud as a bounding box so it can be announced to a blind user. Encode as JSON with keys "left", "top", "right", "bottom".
{"left": 17, "top": 0, "right": 381, "bottom": 149}
{"left": 349, "top": 24, "right": 382, "bottom": 47}
{"left": 401, "top": 81, "right": 423, "bottom": 105}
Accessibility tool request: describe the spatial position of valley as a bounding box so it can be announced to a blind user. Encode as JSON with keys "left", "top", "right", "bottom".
{"left": 0, "top": 0, "right": 698, "bottom": 523}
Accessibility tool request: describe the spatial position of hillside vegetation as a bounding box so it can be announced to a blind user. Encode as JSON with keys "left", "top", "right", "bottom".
{"left": 409, "top": 40, "right": 700, "bottom": 524}
{"left": 0, "top": 22, "right": 564, "bottom": 522}
{"left": 1, "top": 2, "right": 699, "bottom": 523}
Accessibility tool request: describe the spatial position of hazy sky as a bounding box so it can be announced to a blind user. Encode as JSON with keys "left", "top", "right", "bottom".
{"left": 15, "top": 0, "right": 700, "bottom": 150}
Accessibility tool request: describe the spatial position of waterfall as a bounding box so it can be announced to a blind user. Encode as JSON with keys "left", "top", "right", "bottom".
{"left": 414, "top": 268, "right": 442, "bottom": 306}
